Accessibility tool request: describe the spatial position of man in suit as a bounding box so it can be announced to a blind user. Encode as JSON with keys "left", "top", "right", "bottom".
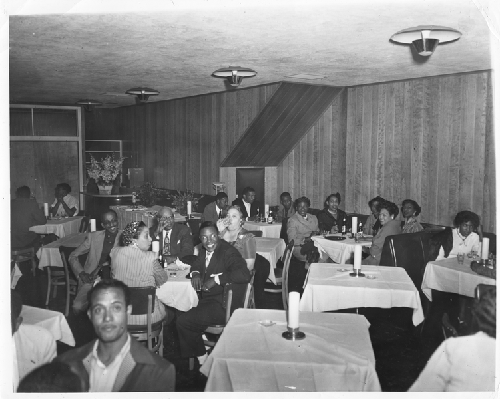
{"left": 150, "top": 207, "right": 194, "bottom": 265}
{"left": 200, "top": 192, "right": 228, "bottom": 223}
{"left": 231, "top": 186, "right": 261, "bottom": 221}
{"left": 176, "top": 221, "right": 251, "bottom": 366}
{"left": 55, "top": 279, "right": 176, "bottom": 392}
{"left": 69, "top": 210, "right": 121, "bottom": 314}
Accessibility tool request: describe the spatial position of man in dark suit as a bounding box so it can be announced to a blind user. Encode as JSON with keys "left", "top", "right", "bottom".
{"left": 176, "top": 221, "right": 251, "bottom": 366}
{"left": 231, "top": 186, "right": 261, "bottom": 221}
{"left": 200, "top": 192, "right": 228, "bottom": 223}
{"left": 150, "top": 207, "right": 194, "bottom": 265}
{"left": 56, "top": 279, "right": 176, "bottom": 392}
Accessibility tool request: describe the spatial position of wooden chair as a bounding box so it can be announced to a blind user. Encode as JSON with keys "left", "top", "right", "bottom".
{"left": 442, "top": 313, "right": 458, "bottom": 339}
{"left": 128, "top": 286, "right": 165, "bottom": 356}
{"left": 11, "top": 246, "right": 37, "bottom": 277}
{"left": 280, "top": 243, "right": 293, "bottom": 311}
{"left": 264, "top": 239, "right": 294, "bottom": 295}
{"left": 79, "top": 216, "right": 90, "bottom": 233}
{"left": 46, "top": 246, "right": 78, "bottom": 316}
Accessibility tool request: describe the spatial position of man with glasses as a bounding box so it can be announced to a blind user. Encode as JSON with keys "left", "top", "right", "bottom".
{"left": 150, "top": 207, "right": 194, "bottom": 265}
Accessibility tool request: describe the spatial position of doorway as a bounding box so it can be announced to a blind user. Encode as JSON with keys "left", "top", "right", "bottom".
{"left": 236, "top": 168, "right": 265, "bottom": 209}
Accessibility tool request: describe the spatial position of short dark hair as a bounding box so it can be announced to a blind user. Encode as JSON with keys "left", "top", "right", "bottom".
{"left": 294, "top": 196, "right": 311, "bottom": 208}
{"left": 17, "top": 362, "right": 86, "bottom": 392}
{"left": 472, "top": 286, "right": 496, "bottom": 338}
{"left": 87, "top": 279, "right": 131, "bottom": 308}
{"left": 379, "top": 200, "right": 399, "bottom": 218}
{"left": 16, "top": 186, "right": 31, "bottom": 199}
{"left": 453, "top": 211, "right": 480, "bottom": 230}
{"left": 401, "top": 199, "right": 422, "bottom": 216}
{"left": 101, "top": 209, "right": 118, "bottom": 223}
{"left": 199, "top": 221, "right": 218, "bottom": 234}
{"left": 57, "top": 183, "right": 71, "bottom": 194}
{"left": 215, "top": 192, "right": 228, "bottom": 200}
{"left": 121, "top": 221, "right": 146, "bottom": 246}
{"left": 242, "top": 187, "right": 255, "bottom": 196}
{"left": 280, "top": 192, "right": 291, "bottom": 201}
{"left": 325, "top": 192, "right": 341, "bottom": 207}
{"left": 368, "top": 196, "right": 385, "bottom": 209}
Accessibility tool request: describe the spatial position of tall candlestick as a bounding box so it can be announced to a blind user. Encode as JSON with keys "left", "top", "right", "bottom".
{"left": 90, "top": 219, "right": 96, "bottom": 232}
{"left": 43, "top": 203, "right": 49, "bottom": 217}
{"left": 287, "top": 292, "right": 300, "bottom": 329}
{"left": 352, "top": 217, "right": 358, "bottom": 234}
{"left": 481, "top": 237, "right": 490, "bottom": 260}
{"left": 187, "top": 201, "right": 192, "bottom": 215}
{"left": 354, "top": 245, "right": 362, "bottom": 270}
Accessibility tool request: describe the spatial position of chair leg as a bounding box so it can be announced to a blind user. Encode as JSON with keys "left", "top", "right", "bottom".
{"left": 45, "top": 268, "right": 51, "bottom": 308}
{"left": 31, "top": 258, "right": 37, "bottom": 277}
{"left": 65, "top": 281, "right": 70, "bottom": 318}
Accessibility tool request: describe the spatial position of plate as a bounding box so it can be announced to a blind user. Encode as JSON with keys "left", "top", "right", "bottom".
{"left": 259, "top": 320, "right": 276, "bottom": 327}
{"left": 366, "top": 275, "right": 376, "bottom": 280}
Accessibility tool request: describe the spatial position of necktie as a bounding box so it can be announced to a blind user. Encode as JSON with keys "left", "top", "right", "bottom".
{"left": 163, "top": 230, "right": 171, "bottom": 256}
{"left": 205, "top": 251, "right": 213, "bottom": 268}
{"left": 218, "top": 210, "right": 223, "bottom": 219}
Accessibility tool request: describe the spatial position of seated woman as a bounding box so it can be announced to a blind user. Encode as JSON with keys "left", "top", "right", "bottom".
{"left": 287, "top": 196, "right": 319, "bottom": 263}
{"left": 316, "top": 193, "right": 349, "bottom": 234}
{"left": 430, "top": 211, "right": 481, "bottom": 261}
{"left": 110, "top": 221, "right": 172, "bottom": 326}
{"left": 401, "top": 199, "right": 423, "bottom": 234}
{"left": 362, "top": 196, "right": 385, "bottom": 236}
{"left": 363, "top": 200, "right": 402, "bottom": 265}
{"left": 217, "top": 206, "right": 270, "bottom": 309}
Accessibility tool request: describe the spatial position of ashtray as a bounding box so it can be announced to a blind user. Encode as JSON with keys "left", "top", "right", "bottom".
{"left": 365, "top": 275, "right": 376, "bottom": 280}
{"left": 169, "top": 272, "right": 177, "bottom": 277}
{"left": 259, "top": 320, "right": 276, "bottom": 327}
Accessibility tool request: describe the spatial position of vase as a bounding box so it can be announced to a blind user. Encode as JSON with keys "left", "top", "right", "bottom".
{"left": 98, "top": 185, "right": 113, "bottom": 195}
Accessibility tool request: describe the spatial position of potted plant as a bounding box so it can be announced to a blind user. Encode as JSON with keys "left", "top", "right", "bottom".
{"left": 87, "top": 154, "right": 126, "bottom": 195}
{"left": 136, "top": 182, "right": 160, "bottom": 207}
{"left": 169, "top": 189, "right": 203, "bottom": 215}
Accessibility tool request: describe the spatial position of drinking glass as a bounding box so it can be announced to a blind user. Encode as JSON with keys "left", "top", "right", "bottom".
{"left": 457, "top": 253, "right": 465, "bottom": 265}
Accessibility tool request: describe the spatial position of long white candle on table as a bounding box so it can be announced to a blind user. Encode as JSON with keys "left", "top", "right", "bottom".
{"left": 354, "top": 245, "right": 362, "bottom": 270}
{"left": 287, "top": 292, "right": 300, "bottom": 329}
{"left": 43, "top": 203, "right": 49, "bottom": 217}
{"left": 90, "top": 219, "right": 96, "bottom": 232}
{"left": 352, "top": 217, "right": 358, "bottom": 234}
{"left": 264, "top": 204, "right": 269, "bottom": 216}
{"left": 187, "top": 201, "right": 192, "bottom": 215}
{"left": 481, "top": 237, "right": 489, "bottom": 260}
{"left": 152, "top": 241, "right": 160, "bottom": 254}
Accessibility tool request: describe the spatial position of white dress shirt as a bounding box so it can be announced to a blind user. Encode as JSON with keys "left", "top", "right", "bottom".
{"left": 436, "top": 229, "right": 480, "bottom": 260}
{"left": 243, "top": 200, "right": 251, "bottom": 219}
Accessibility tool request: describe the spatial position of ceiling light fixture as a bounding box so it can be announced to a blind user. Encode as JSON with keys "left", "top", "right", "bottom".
{"left": 212, "top": 66, "right": 257, "bottom": 87}
{"left": 75, "top": 99, "right": 102, "bottom": 112}
{"left": 390, "top": 25, "right": 461, "bottom": 57}
{"left": 125, "top": 87, "right": 160, "bottom": 102}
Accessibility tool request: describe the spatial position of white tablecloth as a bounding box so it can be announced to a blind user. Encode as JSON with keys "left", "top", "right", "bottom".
{"left": 37, "top": 233, "right": 87, "bottom": 269}
{"left": 29, "top": 216, "right": 82, "bottom": 238}
{"left": 255, "top": 237, "right": 286, "bottom": 284}
{"left": 422, "top": 257, "right": 496, "bottom": 301}
{"left": 312, "top": 235, "right": 372, "bottom": 264}
{"left": 243, "top": 221, "right": 282, "bottom": 238}
{"left": 111, "top": 205, "right": 186, "bottom": 230}
{"left": 200, "top": 309, "right": 380, "bottom": 392}
{"left": 300, "top": 264, "right": 424, "bottom": 326}
{"left": 156, "top": 267, "right": 198, "bottom": 312}
{"left": 20, "top": 305, "right": 75, "bottom": 346}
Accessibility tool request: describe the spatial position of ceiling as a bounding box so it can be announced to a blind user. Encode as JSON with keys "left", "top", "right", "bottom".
{"left": 8, "top": 0, "right": 498, "bottom": 108}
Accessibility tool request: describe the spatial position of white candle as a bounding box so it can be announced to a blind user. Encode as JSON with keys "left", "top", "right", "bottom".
{"left": 352, "top": 217, "right": 358, "bottom": 234}
{"left": 287, "top": 292, "right": 300, "bottom": 329}
{"left": 187, "top": 201, "right": 192, "bottom": 215}
{"left": 90, "top": 219, "right": 96, "bottom": 232}
{"left": 354, "top": 245, "right": 362, "bottom": 270}
{"left": 264, "top": 204, "right": 269, "bottom": 216}
{"left": 481, "top": 237, "right": 489, "bottom": 260}
{"left": 152, "top": 241, "right": 160, "bottom": 254}
{"left": 43, "top": 203, "right": 49, "bottom": 217}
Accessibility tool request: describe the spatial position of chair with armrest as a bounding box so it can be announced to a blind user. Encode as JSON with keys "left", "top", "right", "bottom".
{"left": 79, "top": 216, "right": 90, "bottom": 233}
{"left": 264, "top": 239, "right": 294, "bottom": 294}
{"left": 11, "top": 246, "right": 38, "bottom": 277}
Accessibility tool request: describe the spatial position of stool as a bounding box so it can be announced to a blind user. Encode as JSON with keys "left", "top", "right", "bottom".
{"left": 11, "top": 247, "right": 37, "bottom": 276}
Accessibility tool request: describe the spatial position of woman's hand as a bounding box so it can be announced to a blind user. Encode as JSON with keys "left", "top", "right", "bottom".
{"left": 216, "top": 219, "right": 227, "bottom": 234}
{"left": 330, "top": 226, "right": 338, "bottom": 234}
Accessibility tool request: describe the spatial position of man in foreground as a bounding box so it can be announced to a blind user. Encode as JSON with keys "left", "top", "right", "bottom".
{"left": 56, "top": 279, "right": 176, "bottom": 392}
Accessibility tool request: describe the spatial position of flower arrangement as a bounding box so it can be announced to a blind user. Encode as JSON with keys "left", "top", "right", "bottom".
{"left": 87, "top": 154, "right": 126, "bottom": 186}
{"left": 137, "top": 182, "right": 160, "bottom": 207}
{"left": 169, "top": 189, "right": 203, "bottom": 215}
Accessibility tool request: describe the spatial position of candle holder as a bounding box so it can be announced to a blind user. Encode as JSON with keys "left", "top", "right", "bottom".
{"left": 282, "top": 326, "right": 306, "bottom": 341}
{"left": 350, "top": 268, "right": 365, "bottom": 277}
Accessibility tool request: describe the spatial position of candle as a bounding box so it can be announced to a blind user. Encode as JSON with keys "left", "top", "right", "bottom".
{"left": 152, "top": 241, "right": 160, "bottom": 254}
{"left": 187, "top": 201, "right": 192, "bottom": 215}
{"left": 352, "top": 217, "right": 358, "bottom": 234}
{"left": 287, "top": 292, "right": 300, "bottom": 329}
{"left": 43, "top": 203, "right": 49, "bottom": 217}
{"left": 264, "top": 204, "right": 269, "bottom": 216}
{"left": 90, "top": 219, "right": 96, "bottom": 232}
{"left": 481, "top": 237, "right": 489, "bottom": 260}
{"left": 354, "top": 245, "right": 362, "bottom": 270}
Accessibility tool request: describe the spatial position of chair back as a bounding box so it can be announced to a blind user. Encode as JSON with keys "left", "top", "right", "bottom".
{"left": 280, "top": 217, "right": 289, "bottom": 244}
{"left": 246, "top": 230, "right": 263, "bottom": 237}
{"left": 281, "top": 239, "right": 294, "bottom": 310}
{"left": 475, "top": 283, "right": 496, "bottom": 301}
{"left": 128, "top": 286, "right": 156, "bottom": 315}
{"left": 187, "top": 219, "right": 202, "bottom": 246}
{"left": 243, "top": 270, "right": 256, "bottom": 310}
{"left": 59, "top": 246, "right": 79, "bottom": 279}
{"left": 482, "top": 232, "right": 497, "bottom": 255}
{"left": 79, "top": 216, "right": 90, "bottom": 233}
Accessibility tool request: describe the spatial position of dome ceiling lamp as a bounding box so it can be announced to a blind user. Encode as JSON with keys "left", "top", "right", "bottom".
{"left": 212, "top": 66, "right": 257, "bottom": 87}
{"left": 125, "top": 87, "right": 160, "bottom": 103}
{"left": 75, "top": 99, "right": 102, "bottom": 112}
{"left": 390, "top": 25, "right": 462, "bottom": 57}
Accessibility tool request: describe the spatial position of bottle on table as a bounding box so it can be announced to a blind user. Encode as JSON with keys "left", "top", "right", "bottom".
{"left": 341, "top": 218, "right": 347, "bottom": 235}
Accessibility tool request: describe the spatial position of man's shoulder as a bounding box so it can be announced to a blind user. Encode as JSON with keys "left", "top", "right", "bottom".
{"left": 232, "top": 198, "right": 243, "bottom": 206}
{"left": 56, "top": 340, "right": 94, "bottom": 363}
{"left": 129, "top": 337, "right": 174, "bottom": 370}
{"left": 174, "top": 222, "right": 191, "bottom": 234}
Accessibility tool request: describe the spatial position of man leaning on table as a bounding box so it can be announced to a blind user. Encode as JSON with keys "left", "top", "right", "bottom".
{"left": 69, "top": 210, "right": 121, "bottom": 314}
{"left": 50, "top": 183, "right": 79, "bottom": 217}
{"left": 55, "top": 279, "right": 176, "bottom": 392}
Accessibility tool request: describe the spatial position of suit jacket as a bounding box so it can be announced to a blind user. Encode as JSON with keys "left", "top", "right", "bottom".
{"left": 149, "top": 222, "right": 194, "bottom": 259}
{"left": 231, "top": 197, "right": 261, "bottom": 220}
{"left": 55, "top": 335, "right": 175, "bottom": 392}
{"left": 191, "top": 239, "right": 251, "bottom": 306}
{"left": 200, "top": 201, "right": 227, "bottom": 224}
{"left": 366, "top": 219, "right": 402, "bottom": 265}
{"left": 11, "top": 198, "right": 47, "bottom": 248}
{"left": 69, "top": 230, "right": 121, "bottom": 276}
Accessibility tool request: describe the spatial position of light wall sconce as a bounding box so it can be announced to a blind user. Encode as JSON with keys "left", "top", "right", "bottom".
{"left": 76, "top": 99, "right": 102, "bottom": 111}
{"left": 212, "top": 66, "right": 257, "bottom": 87}
{"left": 390, "top": 25, "right": 461, "bottom": 57}
{"left": 125, "top": 87, "right": 160, "bottom": 102}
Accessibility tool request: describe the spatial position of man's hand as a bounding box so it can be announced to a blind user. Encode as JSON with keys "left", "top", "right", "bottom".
{"left": 191, "top": 273, "right": 202, "bottom": 291}
{"left": 79, "top": 272, "right": 94, "bottom": 284}
{"left": 202, "top": 277, "right": 216, "bottom": 292}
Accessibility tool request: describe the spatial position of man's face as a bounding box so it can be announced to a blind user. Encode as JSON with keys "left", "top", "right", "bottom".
{"left": 55, "top": 186, "right": 66, "bottom": 199}
{"left": 243, "top": 191, "right": 256, "bottom": 204}
{"left": 281, "top": 195, "right": 292, "bottom": 209}
{"left": 101, "top": 212, "right": 118, "bottom": 234}
{"left": 158, "top": 208, "right": 175, "bottom": 230}
{"left": 200, "top": 226, "right": 219, "bottom": 252}
{"left": 216, "top": 197, "right": 228, "bottom": 210}
{"left": 88, "top": 287, "right": 131, "bottom": 344}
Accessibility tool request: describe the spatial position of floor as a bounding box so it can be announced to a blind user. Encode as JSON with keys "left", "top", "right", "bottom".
{"left": 14, "top": 264, "right": 447, "bottom": 392}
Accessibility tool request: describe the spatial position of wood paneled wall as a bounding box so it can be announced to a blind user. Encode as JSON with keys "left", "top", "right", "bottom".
{"left": 277, "top": 71, "right": 495, "bottom": 232}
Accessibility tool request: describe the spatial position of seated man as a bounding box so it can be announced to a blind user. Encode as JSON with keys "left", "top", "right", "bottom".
{"left": 56, "top": 279, "right": 176, "bottom": 392}
{"left": 176, "top": 222, "right": 251, "bottom": 366}
{"left": 150, "top": 207, "right": 194, "bottom": 265}
{"left": 276, "top": 191, "right": 295, "bottom": 222}
{"left": 69, "top": 210, "right": 121, "bottom": 314}
{"left": 11, "top": 185, "right": 47, "bottom": 250}
{"left": 12, "top": 290, "right": 57, "bottom": 391}
{"left": 201, "top": 192, "right": 228, "bottom": 223}
{"left": 232, "top": 186, "right": 261, "bottom": 221}
{"left": 50, "top": 183, "right": 79, "bottom": 217}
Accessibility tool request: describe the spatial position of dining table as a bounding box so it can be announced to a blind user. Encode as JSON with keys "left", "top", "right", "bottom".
{"left": 200, "top": 308, "right": 381, "bottom": 392}
{"left": 421, "top": 257, "right": 496, "bottom": 301}
{"left": 29, "top": 216, "right": 83, "bottom": 238}
{"left": 156, "top": 263, "right": 199, "bottom": 312}
{"left": 312, "top": 234, "right": 372, "bottom": 264}
{"left": 300, "top": 263, "right": 424, "bottom": 326}
{"left": 243, "top": 221, "right": 282, "bottom": 238}
{"left": 110, "top": 205, "right": 189, "bottom": 230}
{"left": 255, "top": 237, "right": 286, "bottom": 284}
{"left": 37, "top": 232, "right": 87, "bottom": 269}
{"left": 20, "top": 305, "right": 75, "bottom": 346}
